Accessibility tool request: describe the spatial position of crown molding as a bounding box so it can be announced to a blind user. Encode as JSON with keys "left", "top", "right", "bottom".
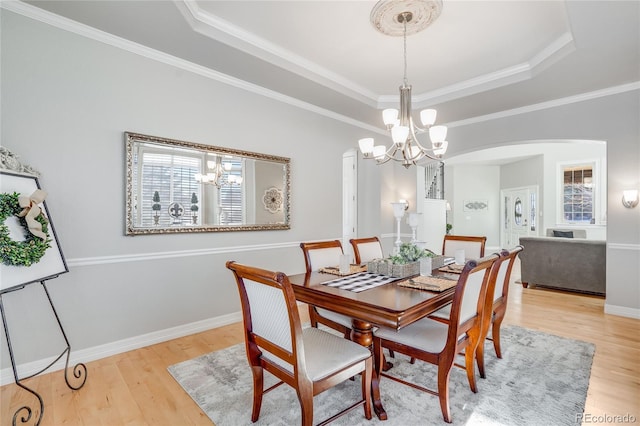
{"left": 178, "top": 1, "right": 575, "bottom": 109}
{"left": 1, "top": 0, "right": 383, "bottom": 135}
{"left": 446, "top": 81, "right": 640, "bottom": 128}
{"left": 3, "top": 1, "right": 638, "bottom": 134}
{"left": 380, "top": 32, "right": 576, "bottom": 109}
{"left": 176, "top": 0, "right": 379, "bottom": 107}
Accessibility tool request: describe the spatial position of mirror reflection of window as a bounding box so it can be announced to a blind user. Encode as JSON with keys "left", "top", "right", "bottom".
{"left": 134, "top": 143, "right": 201, "bottom": 227}
{"left": 219, "top": 157, "right": 245, "bottom": 225}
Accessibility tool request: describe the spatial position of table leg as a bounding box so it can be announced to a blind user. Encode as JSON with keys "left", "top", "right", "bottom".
{"left": 351, "top": 319, "right": 387, "bottom": 421}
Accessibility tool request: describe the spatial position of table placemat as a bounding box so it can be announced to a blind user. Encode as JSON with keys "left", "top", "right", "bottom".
{"left": 398, "top": 275, "right": 458, "bottom": 292}
{"left": 438, "top": 264, "right": 465, "bottom": 274}
{"left": 319, "top": 264, "right": 367, "bottom": 276}
{"left": 321, "top": 272, "right": 398, "bottom": 293}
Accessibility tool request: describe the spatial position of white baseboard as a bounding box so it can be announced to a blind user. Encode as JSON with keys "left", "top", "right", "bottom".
{"left": 604, "top": 304, "right": 640, "bottom": 319}
{"left": 0, "top": 311, "right": 242, "bottom": 386}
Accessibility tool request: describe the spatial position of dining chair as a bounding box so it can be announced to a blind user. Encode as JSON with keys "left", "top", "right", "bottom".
{"left": 478, "top": 245, "right": 524, "bottom": 369}
{"left": 226, "top": 261, "right": 373, "bottom": 426}
{"left": 372, "top": 254, "right": 500, "bottom": 423}
{"left": 349, "top": 236, "right": 384, "bottom": 264}
{"left": 349, "top": 236, "right": 397, "bottom": 359}
{"left": 300, "top": 240, "right": 353, "bottom": 338}
{"left": 442, "top": 235, "right": 487, "bottom": 259}
{"left": 427, "top": 248, "right": 517, "bottom": 379}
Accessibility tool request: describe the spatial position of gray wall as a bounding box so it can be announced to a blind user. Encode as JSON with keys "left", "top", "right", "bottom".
{"left": 369, "top": 94, "right": 639, "bottom": 316}
{"left": 445, "top": 91, "right": 640, "bottom": 316}
{"left": 1, "top": 6, "right": 639, "bottom": 377}
{"left": 447, "top": 164, "right": 501, "bottom": 248}
{"left": 0, "top": 11, "right": 361, "bottom": 369}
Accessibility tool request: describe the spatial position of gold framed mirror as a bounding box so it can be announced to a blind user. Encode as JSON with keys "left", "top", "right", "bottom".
{"left": 125, "top": 132, "right": 290, "bottom": 235}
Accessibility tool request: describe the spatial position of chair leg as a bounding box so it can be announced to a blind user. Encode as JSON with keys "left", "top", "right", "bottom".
{"left": 297, "top": 382, "right": 314, "bottom": 426}
{"left": 476, "top": 338, "right": 486, "bottom": 379}
{"left": 464, "top": 331, "right": 481, "bottom": 393}
{"left": 308, "top": 306, "right": 318, "bottom": 328}
{"left": 464, "top": 346, "right": 478, "bottom": 394}
{"left": 250, "top": 366, "right": 264, "bottom": 422}
{"left": 492, "top": 316, "right": 505, "bottom": 358}
{"left": 437, "top": 362, "right": 453, "bottom": 423}
{"left": 361, "top": 357, "right": 373, "bottom": 420}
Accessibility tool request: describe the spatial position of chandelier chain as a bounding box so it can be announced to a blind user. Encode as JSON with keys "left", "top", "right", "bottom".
{"left": 403, "top": 14, "right": 408, "bottom": 86}
{"left": 358, "top": 3, "right": 448, "bottom": 168}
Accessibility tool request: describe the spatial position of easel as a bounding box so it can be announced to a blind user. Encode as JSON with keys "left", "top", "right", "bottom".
{"left": 0, "top": 167, "right": 87, "bottom": 426}
{"left": 1, "top": 280, "right": 87, "bottom": 426}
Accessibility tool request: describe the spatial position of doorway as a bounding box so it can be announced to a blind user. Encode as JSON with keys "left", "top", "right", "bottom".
{"left": 342, "top": 149, "right": 357, "bottom": 258}
{"left": 501, "top": 185, "right": 538, "bottom": 248}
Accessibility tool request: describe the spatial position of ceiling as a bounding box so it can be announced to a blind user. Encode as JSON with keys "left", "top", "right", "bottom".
{"left": 17, "top": 1, "right": 640, "bottom": 134}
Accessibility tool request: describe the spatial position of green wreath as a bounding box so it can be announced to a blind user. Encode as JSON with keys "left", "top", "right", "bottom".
{"left": 0, "top": 192, "right": 51, "bottom": 266}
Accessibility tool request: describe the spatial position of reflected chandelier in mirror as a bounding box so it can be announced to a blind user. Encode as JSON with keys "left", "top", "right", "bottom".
{"left": 125, "top": 132, "right": 290, "bottom": 235}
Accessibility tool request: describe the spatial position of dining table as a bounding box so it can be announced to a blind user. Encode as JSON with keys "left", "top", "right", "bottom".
{"left": 287, "top": 268, "right": 459, "bottom": 420}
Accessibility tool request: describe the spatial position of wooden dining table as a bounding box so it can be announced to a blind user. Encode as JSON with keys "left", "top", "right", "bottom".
{"left": 287, "top": 269, "right": 458, "bottom": 420}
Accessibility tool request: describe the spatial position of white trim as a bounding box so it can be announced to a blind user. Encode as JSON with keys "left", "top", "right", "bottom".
{"left": 608, "top": 243, "right": 640, "bottom": 251}
{"left": 67, "top": 241, "right": 300, "bottom": 267}
{"left": 180, "top": 1, "right": 576, "bottom": 109}
{"left": 66, "top": 239, "right": 349, "bottom": 268}
{"left": 3, "top": 1, "right": 638, "bottom": 134}
{"left": 0, "top": 0, "right": 383, "bottom": 136}
{"left": 604, "top": 304, "right": 640, "bottom": 320}
{"left": 0, "top": 311, "right": 242, "bottom": 386}
{"left": 447, "top": 82, "right": 640, "bottom": 128}
{"left": 176, "top": 0, "right": 378, "bottom": 107}
{"left": 404, "top": 32, "right": 575, "bottom": 108}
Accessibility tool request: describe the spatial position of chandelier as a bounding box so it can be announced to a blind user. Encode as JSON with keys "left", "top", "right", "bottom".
{"left": 195, "top": 155, "right": 243, "bottom": 187}
{"left": 359, "top": 0, "right": 448, "bottom": 168}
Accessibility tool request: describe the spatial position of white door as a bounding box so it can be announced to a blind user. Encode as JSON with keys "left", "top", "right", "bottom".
{"left": 501, "top": 186, "right": 538, "bottom": 248}
{"left": 342, "top": 150, "right": 357, "bottom": 259}
{"left": 418, "top": 199, "right": 447, "bottom": 254}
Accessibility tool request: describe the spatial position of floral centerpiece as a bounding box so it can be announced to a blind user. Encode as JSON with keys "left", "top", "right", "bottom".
{"left": 368, "top": 243, "right": 435, "bottom": 278}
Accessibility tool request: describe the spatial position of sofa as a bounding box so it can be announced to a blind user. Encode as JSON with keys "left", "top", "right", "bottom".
{"left": 519, "top": 229, "right": 605, "bottom": 295}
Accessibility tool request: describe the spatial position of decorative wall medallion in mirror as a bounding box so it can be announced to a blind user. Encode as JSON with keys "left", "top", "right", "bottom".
{"left": 125, "top": 132, "right": 290, "bottom": 235}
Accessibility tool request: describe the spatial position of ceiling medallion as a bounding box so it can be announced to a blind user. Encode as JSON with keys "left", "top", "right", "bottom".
{"left": 359, "top": 0, "right": 448, "bottom": 168}
{"left": 370, "top": 0, "right": 443, "bottom": 37}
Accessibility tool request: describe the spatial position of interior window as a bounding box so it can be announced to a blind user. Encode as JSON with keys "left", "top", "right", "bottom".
{"left": 562, "top": 164, "right": 594, "bottom": 224}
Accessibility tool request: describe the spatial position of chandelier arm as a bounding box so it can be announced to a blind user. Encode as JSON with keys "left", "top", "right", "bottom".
{"left": 358, "top": 3, "right": 448, "bottom": 168}
{"left": 408, "top": 126, "right": 434, "bottom": 154}
{"left": 375, "top": 156, "right": 393, "bottom": 165}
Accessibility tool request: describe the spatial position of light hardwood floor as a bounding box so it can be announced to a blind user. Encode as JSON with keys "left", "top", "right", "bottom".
{"left": 2, "top": 263, "right": 639, "bottom": 425}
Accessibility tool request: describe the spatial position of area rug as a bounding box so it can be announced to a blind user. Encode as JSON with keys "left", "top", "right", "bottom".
{"left": 168, "top": 325, "right": 594, "bottom": 425}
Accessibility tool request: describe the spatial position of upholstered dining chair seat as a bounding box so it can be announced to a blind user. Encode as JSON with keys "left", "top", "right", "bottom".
{"left": 428, "top": 303, "right": 452, "bottom": 320}
{"left": 261, "top": 327, "right": 372, "bottom": 381}
{"left": 316, "top": 308, "right": 354, "bottom": 329}
{"left": 374, "top": 320, "right": 449, "bottom": 354}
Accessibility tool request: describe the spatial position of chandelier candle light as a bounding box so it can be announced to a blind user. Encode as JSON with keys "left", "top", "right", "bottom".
{"left": 359, "top": 0, "right": 448, "bottom": 168}
{"left": 195, "top": 155, "right": 243, "bottom": 187}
